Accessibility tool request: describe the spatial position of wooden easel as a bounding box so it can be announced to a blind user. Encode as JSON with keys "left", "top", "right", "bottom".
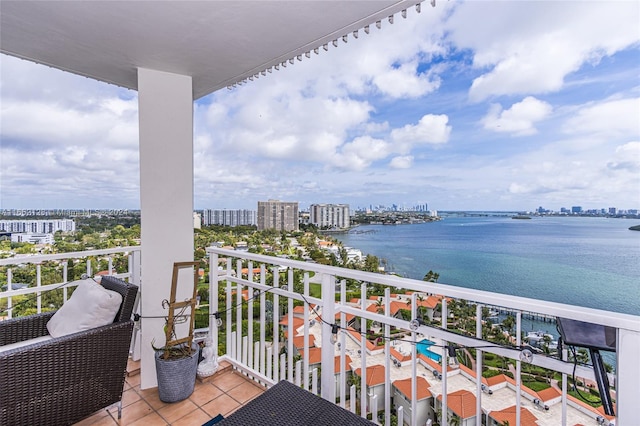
{"left": 163, "top": 261, "right": 199, "bottom": 359}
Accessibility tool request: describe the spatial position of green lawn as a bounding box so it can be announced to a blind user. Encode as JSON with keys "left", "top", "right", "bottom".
{"left": 568, "top": 390, "right": 602, "bottom": 407}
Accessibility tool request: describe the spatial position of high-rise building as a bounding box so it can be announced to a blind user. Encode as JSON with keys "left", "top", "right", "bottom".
{"left": 309, "top": 204, "right": 350, "bottom": 229}
{"left": 0, "top": 219, "right": 75, "bottom": 233}
{"left": 202, "top": 209, "right": 256, "bottom": 227}
{"left": 571, "top": 206, "right": 582, "bottom": 214}
{"left": 257, "top": 200, "right": 299, "bottom": 231}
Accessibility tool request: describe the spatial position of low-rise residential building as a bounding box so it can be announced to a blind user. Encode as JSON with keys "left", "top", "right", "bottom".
{"left": 393, "top": 376, "right": 434, "bottom": 425}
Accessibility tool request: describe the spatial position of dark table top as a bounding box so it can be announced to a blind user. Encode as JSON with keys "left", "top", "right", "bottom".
{"left": 216, "top": 380, "right": 376, "bottom": 426}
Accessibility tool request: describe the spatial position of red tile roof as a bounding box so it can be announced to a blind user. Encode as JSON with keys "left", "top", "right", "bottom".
{"left": 292, "top": 334, "right": 316, "bottom": 349}
{"left": 393, "top": 376, "right": 432, "bottom": 401}
{"left": 353, "top": 364, "right": 386, "bottom": 387}
{"left": 346, "top": 327, "right": 376, "bottom": 351}
{"left": 334, "top": 355, "right": 353, "bottom": 373}
{"left": 293, "top": 304, "right": 316, "bottom": 314}
{"left": 489, "top": 406, "right": 538, "bottom": 426}
{"left": 279, "top": 316, "right": 305, "bottom": 329}
{"left": 299, "top": 347, "right": 322, "bottom": 365}
{"left": 419, "top": 354, "right": 454, "bottom": 372}
{"left": 389, "top": 347, "right": 412, "bottom": 362}
{"left": 437, "top": 389, "right": 477, "bottom": 419}
{"left": 536, "top": 386, "right": 560, "bottom": 402}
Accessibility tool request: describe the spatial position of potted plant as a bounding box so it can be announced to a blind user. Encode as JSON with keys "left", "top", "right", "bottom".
{"left": 153, "top": 262, "right": 200, "bottom": 403}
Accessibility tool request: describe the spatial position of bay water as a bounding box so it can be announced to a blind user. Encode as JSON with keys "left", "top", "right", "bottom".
{"left": 335, "top": 215, "right": 640, "bottom": 316}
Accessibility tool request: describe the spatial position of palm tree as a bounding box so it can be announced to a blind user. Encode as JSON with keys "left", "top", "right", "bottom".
{"left": 375, "top": 297, "right": 384, "bottom": 314}
{"left": 423, "top": 270, "right": 440, "bottom": 283}
{"left": 501, "top": 315, "right": 516, "bottom": 342}
{"left": 449, "top": 414, "right": 461, "bottom": 426}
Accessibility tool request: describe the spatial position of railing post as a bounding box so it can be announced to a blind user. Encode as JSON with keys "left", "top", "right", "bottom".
{"left": 475, "top": 304, "right": 482, "bottom": 426}
{"left": 350, "top": 385, "right": 357, "bottom": 413}
{"left": 371, "top": 394, "right": 378, "bottom": 424}
{"left": 320, "top": 273, "right": 336, "bottom": 402}
{"left": 210, "top": 252, "right": 219, "bottom": 367}
{"left": 36, "top": 264, "right": 41, "bottom": 313}
{"left": 131, "top": 249, "right": 142, "bottom": 286}
{"left": 617, "top": 327, "right": 640, "bottom": 423}
{"left": 7, "top": 269, "right": 13, "bottom": 319}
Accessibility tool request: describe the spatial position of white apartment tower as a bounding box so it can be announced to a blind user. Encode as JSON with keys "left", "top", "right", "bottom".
{"left": 202, "top": 209, "right": 257, "bottom": 227}
{"left": 257, "top": 200, "right": 299, "bottom": 231}
{"left": 310, "top": 203, "right": 350, "bottom": 229}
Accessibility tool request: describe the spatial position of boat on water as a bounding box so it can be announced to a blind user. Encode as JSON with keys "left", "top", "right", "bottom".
{"left": 525, "top": 330, "right": 558, "bottom": 350}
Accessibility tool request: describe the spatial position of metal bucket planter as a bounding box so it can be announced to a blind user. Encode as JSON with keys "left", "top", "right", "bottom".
{"left": 155, "top": 344, "right": 200, "bottom": 403}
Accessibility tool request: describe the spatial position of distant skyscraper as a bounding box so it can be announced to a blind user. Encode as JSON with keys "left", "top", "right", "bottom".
{"left": 309, "top": 204, "right": 350, "bottom": 229}
{"left": 202, "top": 209, "right": 256, "bottom": 227}
{"left": 257, "top": 200, "right": 299, "bottom": 231}
{"left": 0, "top": 219, "right": 75, "bottom": 233}
{"left": 571, "top": 206, "right": 582, "bottom": 214}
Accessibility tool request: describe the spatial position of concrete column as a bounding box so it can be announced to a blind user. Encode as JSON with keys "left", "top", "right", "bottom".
{"left": 617, "top": 327, "right": 640, "bottom": 423}
{"left": 137, "top": 68, "right": 194, "bottom": 389}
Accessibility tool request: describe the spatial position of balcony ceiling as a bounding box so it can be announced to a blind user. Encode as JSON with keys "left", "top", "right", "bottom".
{"left": 0, "top": 1, "right": 420, "bottom": 99}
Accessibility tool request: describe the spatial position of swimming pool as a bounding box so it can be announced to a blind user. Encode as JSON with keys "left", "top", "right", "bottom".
{"left": 416, "top": 339, "right": 441, "bottom": 362}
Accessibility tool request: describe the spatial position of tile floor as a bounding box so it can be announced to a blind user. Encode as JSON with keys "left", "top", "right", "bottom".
{"left": 74, "top": 360, "right": 265, "bottom": 426}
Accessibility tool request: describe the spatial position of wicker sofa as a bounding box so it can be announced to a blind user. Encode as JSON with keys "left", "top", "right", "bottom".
{"left": 0, "top": 275, "right": 138, "bottom": 426}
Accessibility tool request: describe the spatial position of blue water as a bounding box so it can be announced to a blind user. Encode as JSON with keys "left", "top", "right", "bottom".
{"left": 417, "top": 339, "right": 441, "bottom": 361}
{"left": 335, "top": 216, "right": 640, "bottom": 316}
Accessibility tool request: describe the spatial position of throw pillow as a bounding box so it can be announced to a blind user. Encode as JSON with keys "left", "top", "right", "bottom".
{"left": 46, "top": 278, "right": 123, "bottom": 338}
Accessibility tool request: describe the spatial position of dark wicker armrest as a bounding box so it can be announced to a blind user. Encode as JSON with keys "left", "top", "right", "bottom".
{"left": 0, "top": 311, "right": 55, "bottom": 346}
{"left": 0, "top": 320, "right": 134, "bottom": 426}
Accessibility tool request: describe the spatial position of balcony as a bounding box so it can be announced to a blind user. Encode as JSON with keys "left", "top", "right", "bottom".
{"left": 2, "top": 247, "right": 638, "bottom": 425}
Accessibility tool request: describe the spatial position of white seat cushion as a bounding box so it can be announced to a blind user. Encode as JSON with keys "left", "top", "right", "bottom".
{"left": 46, "top": 278, "right": 123, "bottom": 338}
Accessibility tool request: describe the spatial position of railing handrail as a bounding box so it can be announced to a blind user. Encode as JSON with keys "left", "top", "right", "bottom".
{"left": 0, "top": 245, "right": 142, "bottom": 266}
{"left": 208, "top": 247, "right": 639, "bottom": 425}
{"left": 207, "top": 247, "right": 640, "bottom": 332}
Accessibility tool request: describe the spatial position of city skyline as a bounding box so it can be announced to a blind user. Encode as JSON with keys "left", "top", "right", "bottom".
{"left": 1, "top": 2, "right": 639, "bottom": 211}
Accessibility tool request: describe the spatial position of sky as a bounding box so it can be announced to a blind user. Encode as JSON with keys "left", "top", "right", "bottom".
{"left": 1, "top": 1, "right": 639, "bottom": 212}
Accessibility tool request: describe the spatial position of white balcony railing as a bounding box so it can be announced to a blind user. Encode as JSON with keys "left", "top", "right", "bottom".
{"left": 2, "top": 246, "right": 637, "bottom": 425}
{"left": 207, "top": 247, "right": 639, "bottom": 426}
{"left": 0, "top": 247, "right": 141, "bottom": 319}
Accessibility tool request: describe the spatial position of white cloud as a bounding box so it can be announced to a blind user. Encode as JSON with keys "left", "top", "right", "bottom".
{"left": 607, "top": 141, "right": 640, "bottom": 173}
{"left": 390, "top": 156, "right": 414, "bottom": 169}
{"left": 333, "top": 136, "right": 391, "bottom": 171}
{"left": 445, "top": 2, "right": 640, "bottom": 101}
{"left": 482, "top": 96, "right": 552, "bottom": 136}
{"left": 391, "top": 114, "right": 451, "bottom": 151}
{"left": 1, "top": 2, "right": 638, "bottom": 211}
{"left": 373, "top": 61, "right": 441, "bottom": 99}
{"left": 563, "top": 97, "right": 640, "bottom": 137}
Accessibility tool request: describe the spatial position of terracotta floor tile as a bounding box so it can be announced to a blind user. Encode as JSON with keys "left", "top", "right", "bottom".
{"left": 125, "top": 374, "right": 141, "bottom": 388}
{"left": 170, "top": 408, "right": 212, "bottom": 426}
{"left": 127, "top": 412, "right": 169, "bottom": 426}
{"left": 137, "top": 387, "right": 168, "bottom": 411}
{"left": 84, "top": 415, "right": 119, "bottom": 426}
{"left": 122, "top": 388, "right": 142, "bottom": 407}
{"left": 190, "top": 382, "right": 225, "bottom": 407}
{"left": 108, "top": 399, "right": 153, "bottom": 424}
{"left": 211, "top": 371, "right": 247, "bottom": 392}
{"left": 226, "top": 380, "right": 264, "bottom": 404}
{"left": 201, "top": 394, "right": 241, "bottom": 418}
{"left": 73, "top": 408, "right": 112, "bottom": 426}
{"left": 73, "top": 360, "right": 262, "bottom": 425}
{"left": 157, "top": 398, "right": 198, "bottom": 424}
